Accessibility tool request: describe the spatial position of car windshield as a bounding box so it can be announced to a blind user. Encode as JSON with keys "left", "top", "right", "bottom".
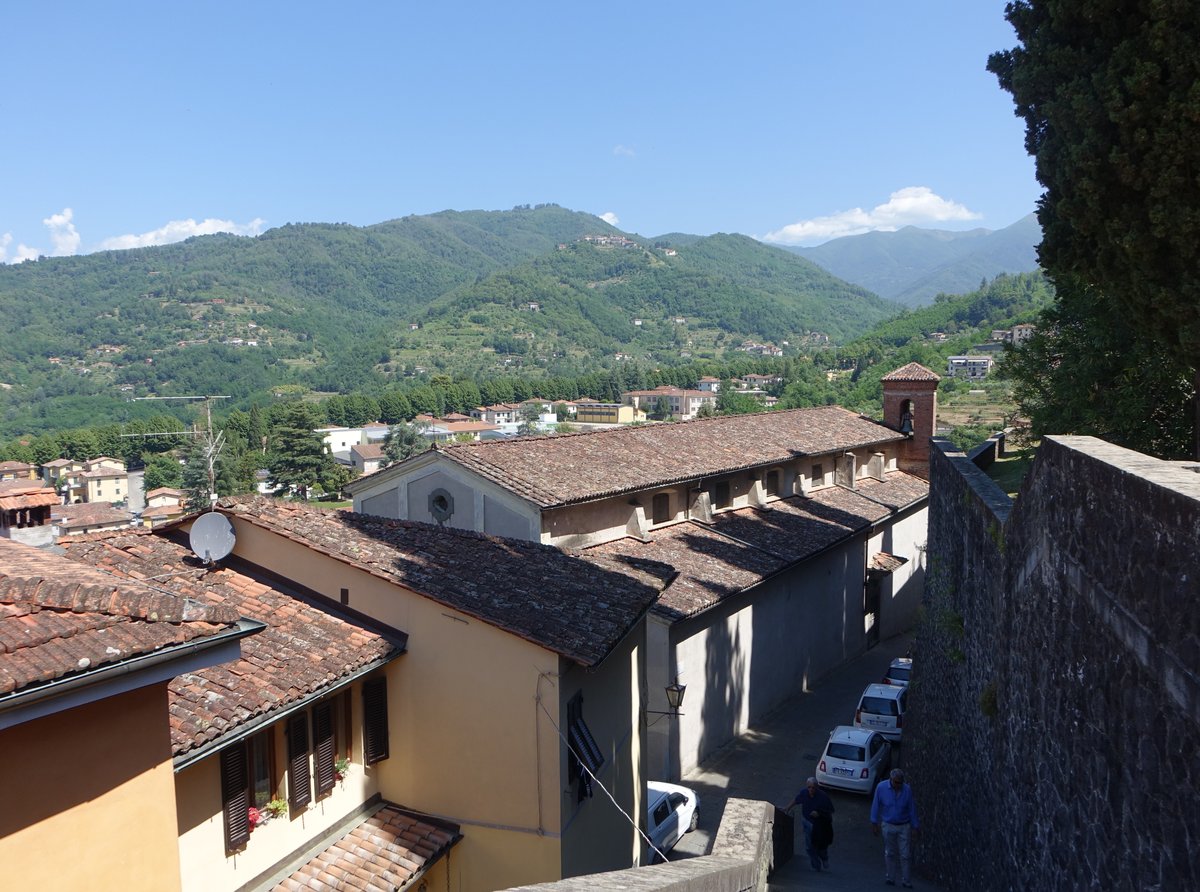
{"left": 888, "top": 667, "right": 911, "bottom": 680}
{"left": 861, "top": 696, "right": 899, "bottom": 715}
{"left": 827, "top": 742, "right": 865, "bottom": 761}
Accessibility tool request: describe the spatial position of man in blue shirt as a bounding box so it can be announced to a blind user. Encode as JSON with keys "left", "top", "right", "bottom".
{"left": 870, "top": 768, "right": 920, "bottom": 888}
{"left": 784, "top": 777, "right": 835, "bottom": 870}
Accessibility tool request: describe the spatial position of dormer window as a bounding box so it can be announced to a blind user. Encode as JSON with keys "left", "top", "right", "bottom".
{"left": 764, "top": 470, "right": 780, "bottom": 497}
{"left": 652, "top": 492, "right": 671, "bottom": 525}
{"left": 810, "top": 463, "right": 825, "bottom": 490}
{"left": 711, "top": 480, "right": 731, "bottom": 510}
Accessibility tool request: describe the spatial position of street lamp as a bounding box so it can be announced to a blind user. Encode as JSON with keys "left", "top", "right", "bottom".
{"left": 648, "top": 681, "right": 687, "bottom": 717}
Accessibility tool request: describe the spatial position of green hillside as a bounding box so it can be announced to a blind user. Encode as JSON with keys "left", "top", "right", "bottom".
{"left": 0, "top": 206, "right": 895, "bottom": 434}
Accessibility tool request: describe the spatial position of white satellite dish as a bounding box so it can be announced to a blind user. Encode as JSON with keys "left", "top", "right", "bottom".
{"left": 189, "top": 512, "right": 236, "bottom": 564}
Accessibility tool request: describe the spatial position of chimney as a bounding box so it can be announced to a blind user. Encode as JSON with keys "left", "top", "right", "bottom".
{"left": 880, "top": 363, "right": 940, "bottom": 478}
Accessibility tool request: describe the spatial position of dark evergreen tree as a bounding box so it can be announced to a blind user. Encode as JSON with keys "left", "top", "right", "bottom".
{"left": 266, "top": 403, "right": 336, "bottom": 500}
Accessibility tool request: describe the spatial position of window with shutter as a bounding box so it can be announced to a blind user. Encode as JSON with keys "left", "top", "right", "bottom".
{"left": 314, "top": 701, "right": 336, "bottom": 795}
{"left": 287, "top": 714, "right": 311, "bottom": 809}
{"left": 220, "top": 742, "right": 250, "bottom": 851}
{"left": 363, "top": 676, "right": 390, "bottom": 765}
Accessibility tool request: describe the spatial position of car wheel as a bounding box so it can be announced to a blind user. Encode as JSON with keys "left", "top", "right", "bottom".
{"left": 688, "top": 808, "right": 699, "bottom": 832}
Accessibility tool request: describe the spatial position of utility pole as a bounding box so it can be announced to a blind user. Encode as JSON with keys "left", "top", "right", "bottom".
{"left": 125, "top": 395, "right": 230, "bottom": 508}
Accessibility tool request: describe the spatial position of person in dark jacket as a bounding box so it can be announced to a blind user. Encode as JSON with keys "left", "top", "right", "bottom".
{"left": 785, "top": 777, "right": 835, "bottom": 870}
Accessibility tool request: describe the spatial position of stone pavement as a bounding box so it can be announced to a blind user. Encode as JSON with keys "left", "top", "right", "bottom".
{"left": 669, "top": 633, "right": 943, "bottom": 891}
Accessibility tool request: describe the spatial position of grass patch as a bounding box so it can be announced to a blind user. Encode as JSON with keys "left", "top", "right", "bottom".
{"left": 985, "top": 447, "right": 1036, "bottom": 498}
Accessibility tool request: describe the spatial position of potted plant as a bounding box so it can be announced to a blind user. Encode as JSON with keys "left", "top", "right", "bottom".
{"left": 265, "top": 797, "right": 289, "bottom": 819}
{"left": 334, "top": 756, "right": 350, "bottom": 781}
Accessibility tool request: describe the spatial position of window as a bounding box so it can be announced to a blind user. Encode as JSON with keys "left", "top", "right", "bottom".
{"left": 219, "top": 729, "right": 273, "bottom": 852}
{"left": 287, "top": 714, "right": 311, "bottom": 808}
{"left": 764, "top": 470, "right": 780, "bottom": 497}
{"left": 567, "top": 693, "right": 605, "bottom": 802}
{"left": 363, "top": 676, "right": 390, "bottom": 765}
{"left": 810, "top": 464, "right": 824, "bottom": 488}
{"left": 652, "top": 492, "right": 670, "bottom": 525}
{"left": 711, "top": 480, "right": 731, "bottom": 510}
{"left": 314, "top": 700, "right": 337, "bottom": 795}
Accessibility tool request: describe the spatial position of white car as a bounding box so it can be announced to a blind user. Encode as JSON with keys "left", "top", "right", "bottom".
{"left": 647, "top": 780, "right": 699, "bottom": 857}
{"left": 854, "top": 682, "right": 908, "bottom": 741}
{"left": 816, "top": 725, "right": 893, "bottom": 794}
{"left": 882, "top": 656, "right": 913, "bottom": 687}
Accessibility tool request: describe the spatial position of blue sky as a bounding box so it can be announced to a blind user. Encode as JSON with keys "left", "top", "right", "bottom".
{"left": 1, "top": 1, "right": 1038, "bottom": 263}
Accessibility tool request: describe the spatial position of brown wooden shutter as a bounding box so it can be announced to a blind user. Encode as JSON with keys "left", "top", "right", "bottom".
{"left": 287, "top": 713, "right": 311, "bottom": 808}
{"left": 363, "top": 676, "right": 390, "bottom": 764}
{"left": 220, "top": 742, "right": 250, "bottom": 850}
{"left": 313, "top": 701, "right": 336, "bottom": 795}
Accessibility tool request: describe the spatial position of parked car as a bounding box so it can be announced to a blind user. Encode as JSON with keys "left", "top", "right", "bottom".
{"left": 882, "top": 656, "right": 913, "bottom": 687}
{"left": 854, "top": 682, "right": 908, "bottom": 741}
{"left": 647, "top": 780, "right": 699, "bottom": 857}
{"left": 816, "top": 725, "right": 892, "bottom": 794}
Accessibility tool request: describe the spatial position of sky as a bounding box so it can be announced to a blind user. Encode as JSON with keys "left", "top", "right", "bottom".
{"left": 0, "top": 1, "right": 1039, "bottom": 264}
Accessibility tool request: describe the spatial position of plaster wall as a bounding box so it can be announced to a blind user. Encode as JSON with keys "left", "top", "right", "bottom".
{"left": 909, "top": 436, "right": 1200, "bottom": 891}
{"left": 175, "top": 679, "right": 384, "bottom": 892}
{"left": 0, "top": 684, "right": 183, "bottom": 892}
{"left": 221, "top": 516, "right": 639, "bottom": 890}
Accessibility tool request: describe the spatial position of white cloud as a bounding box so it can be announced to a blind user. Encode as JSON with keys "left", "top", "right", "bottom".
{"left": 613, "top": 144, "right": 636, "bottom": 157}
{"left": 97, "top": 216, "right": 266, "bottom": 251}
{"left": 43, "top": 207, "right": 81, "bottom": 256}
{"left": 761, "top": 187, "right": 982, "bottom": 246}
{"left": 0, "top": 233, "right": 9, "bottom": 263}
{"left": 599, "top": 212, "right": 620, "bottom": 226}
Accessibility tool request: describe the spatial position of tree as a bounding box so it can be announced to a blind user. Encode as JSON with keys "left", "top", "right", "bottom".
{"left": 517, "top": 403, "right": 541, "bottom": 436}
{"left": 142, "top": 452, "right": 183, "bottom": 492}
{"left": 651, "top": 395, "right": 672, "bottom": 421}
{"left": 266, "top": 403, "right": 336, "bottom": 500}
{"left": 383, "top": 420, "right": 431, "bottom": 464}
{"left": 989, "top": 0, "right": 1200, "bottom": 456}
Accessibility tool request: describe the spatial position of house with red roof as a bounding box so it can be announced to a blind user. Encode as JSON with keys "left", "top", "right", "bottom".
{"left": 346, "top": 365, "right": 941, "bottom": 779}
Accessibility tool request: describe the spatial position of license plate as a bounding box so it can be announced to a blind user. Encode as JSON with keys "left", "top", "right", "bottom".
{"left": 832, "top": 767, "right": 853, "bottom": 776}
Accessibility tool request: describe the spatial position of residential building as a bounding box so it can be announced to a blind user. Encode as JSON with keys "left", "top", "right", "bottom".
{"left": 946, "top": 355, "right": 995, "bottom": 379}
{"left": 0, "top": 461, "right": 38, "bottom": 482}
{"left": 1011, "top": 322, "right": 1036, "bottom": 345}
{"left": 574, "top": 403, "right": 646, "bottom": 425}
{"left": 146, "top": 487, "right": 186, "bottom": 509}
{"left": 697, "top": 376, "right": 722, "bottom": 392}
{"left": 470, "top": 403, "right": 522, "bottom": 425}
{"left": 101, "top": 498, "right": 667, "bottom": 889}
{"left": 347, "top": 364, "right": 938, "bottom": 779}
{"left": 0, "top": 538, "right": 259, "bottom": 892}
{"left": 351, "top": 442, "right": 387, "bottom": 475}
{"left": 621, "top": 385, "right": 717, "bottom": 420}
{"left": 42, "top": 456, "right": 128, "bottom": 504}
{"left": 52, "top": 502, "right": 134, "bottom": 536}
{"left": 81, "top": 464, "right": 129, "bottom": 504}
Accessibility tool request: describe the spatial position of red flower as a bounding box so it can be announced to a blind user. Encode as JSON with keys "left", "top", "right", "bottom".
{"left": 248, "top": 806, "right": 263, "bottom": 829}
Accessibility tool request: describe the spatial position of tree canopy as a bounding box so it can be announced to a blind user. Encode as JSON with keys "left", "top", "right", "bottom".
{"left": 989, "top": 0, "right": 1200, "bottom": 456}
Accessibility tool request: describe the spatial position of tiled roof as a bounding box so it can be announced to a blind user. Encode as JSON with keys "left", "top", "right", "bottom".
{"left": 0, "top": 538, "right": 240, "bottom": 697}
{"left": 586, "top": 472, "right": 928, "bottom": 620}
{"left": 352, "top": 444, "right": 386, "bottom": 460}
{"left": 61, "top": 530, "right": 403, "bottom": 758}
{"left": 881, "top": 362, "right": 941, "bottom": 382}
{"left": 0, "top": 485, "right": 59, "bottom": 512}
{"left": 217, "top": 497, "right": 673, "bottom": 668}
{"left": 407, "top": 407, "right": 907, "bottom": 509}
{"left": 0, "top": 461, "right": 36, "bottom": 472}
{"left": 42, "top": 459, "right": 73, "bottom": 468}
{"left": 272, "top": 804, "right": 460, "bottom": 892}
{"left": 53, "top": 503, "right": 133, "bottom": 531}
{"left": 146, "top": 487, "right": 185, "bottom": 499}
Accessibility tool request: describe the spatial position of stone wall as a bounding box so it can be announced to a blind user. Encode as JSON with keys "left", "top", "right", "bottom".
{"left": 908, "top": 436, "right": 1200, "bottom": 891}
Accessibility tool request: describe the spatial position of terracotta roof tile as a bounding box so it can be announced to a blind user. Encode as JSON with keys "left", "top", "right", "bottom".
{"left": 586, "top": 472, "right": 928, "bottom": 619}
{"left": 61, "top": 530, "right": 404, "bottom": 758}
{"left": 356, "top": 406, "right": 907, "bottom": 508}
{"left": 0, "top": 538, "right": 239, "bottom": 697}
{"left": 216, "top": 496, "right": 673, "bottom": 667}
{"left": 880, "top": 362, "right": 941, "bottom": 382}
{"left": 272, "top": 805, "right": 460, "bottom": 892}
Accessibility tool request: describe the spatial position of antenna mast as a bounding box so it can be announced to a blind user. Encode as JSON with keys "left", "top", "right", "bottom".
{"left": 126, "top": 395, "right": 230, "bottom": 507}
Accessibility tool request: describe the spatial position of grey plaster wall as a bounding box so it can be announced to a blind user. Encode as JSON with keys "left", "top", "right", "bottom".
{"left": 908, "top": 436, "right": 1200, "bottom": 891}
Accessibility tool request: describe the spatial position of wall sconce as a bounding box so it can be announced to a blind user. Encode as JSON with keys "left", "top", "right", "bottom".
{"left": 648, "top": 681, "right": 687, "bottom": 717}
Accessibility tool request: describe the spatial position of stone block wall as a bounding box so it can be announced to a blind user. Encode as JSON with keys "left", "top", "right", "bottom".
{"left": 908, "top": 436, "right": 1200, "bottom": 891}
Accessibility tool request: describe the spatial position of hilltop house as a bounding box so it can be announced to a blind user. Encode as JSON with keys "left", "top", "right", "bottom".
{"left": 347, "top": 363, "right": 940, "bottom": 777}
{"left": 52, "top": 499, "right": 671, "bottom": 891}
{"left": 0, "top": 538, "right": 259, "bottom": 892}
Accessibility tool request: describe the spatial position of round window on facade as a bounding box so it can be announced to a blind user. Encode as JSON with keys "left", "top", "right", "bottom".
{"left": 428, "top": 488, "right": 454, "bottom": 523}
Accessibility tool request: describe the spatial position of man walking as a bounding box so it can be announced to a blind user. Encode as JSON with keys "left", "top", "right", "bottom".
{"left": 870, "top": 768, "right": 920, "bottom": 888}
{"left": 784, "top": 777, "right": 835, "bottom": 870}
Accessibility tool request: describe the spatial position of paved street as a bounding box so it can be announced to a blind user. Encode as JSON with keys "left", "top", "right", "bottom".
{"left": 668, "top": 633, "right": 941, "bottom": 891}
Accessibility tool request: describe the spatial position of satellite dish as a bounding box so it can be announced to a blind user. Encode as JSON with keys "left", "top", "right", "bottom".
{"left": 189, "top": 512, "right": 236, "bottom": 564}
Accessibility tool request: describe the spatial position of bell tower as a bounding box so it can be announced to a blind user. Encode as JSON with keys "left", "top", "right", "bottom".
{"left": 880, "top": 362, "right": 940, "bottom": 478}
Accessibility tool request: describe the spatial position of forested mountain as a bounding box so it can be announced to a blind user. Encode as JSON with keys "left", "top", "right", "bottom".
{"left": 789, "top": 214, "right": 1041, "bottom": 306}
{"left": 0, "top": 206, "right": 895, "bottom": 434}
